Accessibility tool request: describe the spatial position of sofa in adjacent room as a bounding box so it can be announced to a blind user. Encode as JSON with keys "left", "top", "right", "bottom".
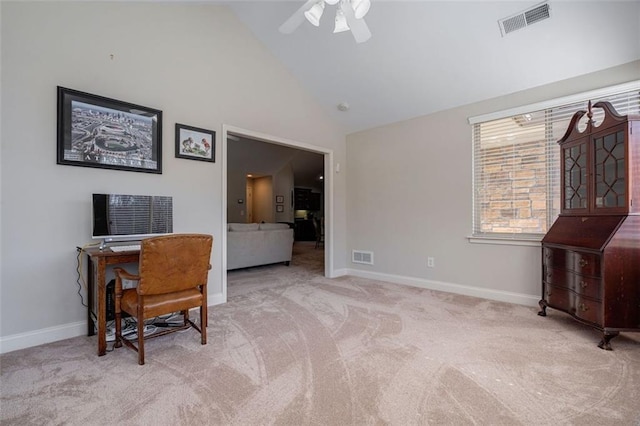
{"left": 226, "top": 222, "right": 294, "bottom": 270}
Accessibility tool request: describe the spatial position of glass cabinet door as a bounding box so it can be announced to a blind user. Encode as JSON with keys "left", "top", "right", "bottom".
{"left": 563, "top": 141, "right": 588, "bottom": 211}
{"left": 593, "top": 129, "right": 626, "bottom": 210}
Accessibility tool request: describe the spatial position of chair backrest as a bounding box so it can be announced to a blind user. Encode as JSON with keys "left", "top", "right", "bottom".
{"left": 137, "top": 234, "right": 213, "bottom": 296}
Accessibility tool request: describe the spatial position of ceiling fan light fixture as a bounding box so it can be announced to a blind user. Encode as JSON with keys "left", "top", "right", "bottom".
{"left": 279, "top": 0, "right": 371, "bottom": 43}
{"left": 351, "top": 0, "right": 371, "bottom": 19}
{"left": 304, "top": 1, "right": 325, "bottom": 27}
{"left": 333, "top": 8, "right": 350, "bottom": 33}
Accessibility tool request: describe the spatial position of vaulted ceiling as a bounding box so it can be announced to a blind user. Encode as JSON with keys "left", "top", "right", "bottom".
{"left": 228, "top": 1, "right": 640, "bottom": 134}
{"left": 224, "top": 1, "right": 638, "bottom": 190}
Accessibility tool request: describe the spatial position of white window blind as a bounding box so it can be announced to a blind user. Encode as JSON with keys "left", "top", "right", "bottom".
{"left": 107, "top": 195, "right": 173, "bottom": 235}
{"left": 150, "top": 196, "right": 173, "bottom": 234}
{"left": 472, "top": 86, "right": 640, "bottom": 240}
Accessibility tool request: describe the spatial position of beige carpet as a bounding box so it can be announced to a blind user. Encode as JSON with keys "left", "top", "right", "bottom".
{"left": 2, "top": 242, "right": 639, "bottom": 425}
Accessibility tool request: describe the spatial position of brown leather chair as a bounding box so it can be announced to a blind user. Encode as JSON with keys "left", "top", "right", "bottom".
{"left": 114, "top": 234, "right": 213, "bottom": 365}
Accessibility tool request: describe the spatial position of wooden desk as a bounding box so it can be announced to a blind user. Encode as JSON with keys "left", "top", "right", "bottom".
{"left": 82, "top": 246, "right": 139, "bottom": 356}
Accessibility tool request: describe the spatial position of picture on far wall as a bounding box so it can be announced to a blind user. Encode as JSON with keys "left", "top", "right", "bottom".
{"left": 276, "top": 205, "right": 284, "bottom": 212}
{"left": 56, "top": 86, "right": 163, "bottom": 174}
{"left": 276, "top": 195, "right": 284, "bottom": 204}
{"left": 175, "top": 123, "right": 215, "bottom": 162}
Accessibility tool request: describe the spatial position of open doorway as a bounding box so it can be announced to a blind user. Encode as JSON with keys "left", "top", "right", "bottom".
{"left": 227, "top": 137, "right": 323, "bottom": 226}
{"left": 222, "top": 125, "right": 333, "bottom": 301}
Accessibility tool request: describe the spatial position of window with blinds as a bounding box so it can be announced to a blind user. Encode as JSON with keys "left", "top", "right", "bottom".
{"left": 472, "top": 87, "right": 640, "bottom": 240}
{"left": 106, "top": 194, "right": 173, "bottom": 236}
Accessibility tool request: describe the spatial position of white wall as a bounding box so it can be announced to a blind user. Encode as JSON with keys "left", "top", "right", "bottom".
{"left": 346, "top": 60, "right": 640, "bottom": 305}
{"left": 0, "top": 2, "right": 347, "bottom": 352}
{"left": 252, "top": 176, "right": 273, "bottom": 223}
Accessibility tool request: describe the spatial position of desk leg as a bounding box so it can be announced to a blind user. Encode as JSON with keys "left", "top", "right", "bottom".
{"left": 87, "top": 257, "right": 96, "bottom": 336}
{"left": 96, "top": 258, "right": 107, "bottom": 356}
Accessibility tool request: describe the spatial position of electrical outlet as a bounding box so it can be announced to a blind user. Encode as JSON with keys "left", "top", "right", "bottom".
{"left": 427, "top": 257, "right": 435, "bottom": 268}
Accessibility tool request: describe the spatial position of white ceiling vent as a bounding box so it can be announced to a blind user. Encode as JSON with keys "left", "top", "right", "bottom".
{"left": 499, "top": 2, "right": 551, "bottom": 37}
{"left": 352, "top": 250, "right": 374, "bottom": 265}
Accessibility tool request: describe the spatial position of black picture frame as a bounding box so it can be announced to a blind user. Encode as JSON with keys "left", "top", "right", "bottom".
{"left": 276, "top": 195, "right": 284, "bottom": 204}
{"left": 276, "top": 205, "right": 284, "bottom": 212}
{"left": 57, "top": 86, "right": 162, "bottom": 174}
{"left": 175, "top": 123, "right": 215, "bottom": 162}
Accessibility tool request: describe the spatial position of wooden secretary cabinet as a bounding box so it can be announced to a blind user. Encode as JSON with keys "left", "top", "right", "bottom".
{"left": 539, "top": 101, "right": 640, "bottom": 350}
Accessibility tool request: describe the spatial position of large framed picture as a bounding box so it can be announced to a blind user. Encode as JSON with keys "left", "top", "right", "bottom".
{"left": 175, "top": 123, "right": 215, "bottom": 162}
{"left": 57, "top": 87, "right": 162, "bottom": 174}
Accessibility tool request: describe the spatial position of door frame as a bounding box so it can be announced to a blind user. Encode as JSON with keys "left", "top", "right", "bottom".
{"left": 221, "top": 124, "right": 334, "bottom": 303}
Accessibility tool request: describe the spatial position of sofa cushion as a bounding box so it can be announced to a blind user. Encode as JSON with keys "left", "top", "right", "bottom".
{"left": 228, "top": 223, "right": 259, "bottom": 232}
{"left": 259, "top": 223, "right": 290, "bottom": 230}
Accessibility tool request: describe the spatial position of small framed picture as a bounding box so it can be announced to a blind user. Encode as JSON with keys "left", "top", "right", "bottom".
{"left": 276, "top": 195, "right": 284, "bottom": 204}
{"left": 276, "top": 205, "right": 284, "bottom": 212}
{"left": 175, "top": 123, "right": 215, "bottom": 162}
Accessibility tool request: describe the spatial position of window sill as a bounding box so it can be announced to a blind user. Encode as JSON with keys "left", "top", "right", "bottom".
{"left": 467, "top": 235, "right": 542, "bottom": 247}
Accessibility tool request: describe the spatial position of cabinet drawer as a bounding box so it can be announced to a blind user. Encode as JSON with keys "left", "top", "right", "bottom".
{"left": 543, "top": 270, "right": 602, "bottom": 299}
{"left": 572, "top": 252, "right": 601, "bottom": 277}
{"left": 573, "top": 296, "right": 603, "bottom": 326}
{"left": 573, "top": 275, "right": 602, "bottom": 300}
{"left": 544, "top": 267, "right": 570, "bottom": 288}
{"left": 543, "top": 247, "right": 568, "bottom": 269}
{"left": 544, "top": 283, "right": 572, "bottom": 312}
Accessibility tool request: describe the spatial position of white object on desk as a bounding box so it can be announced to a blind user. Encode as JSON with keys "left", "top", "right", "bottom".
{"left": 110, "top": 244, "right": 141, "bottom": 252}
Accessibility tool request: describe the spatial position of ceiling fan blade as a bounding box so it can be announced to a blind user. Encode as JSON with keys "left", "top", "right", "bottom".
{"left": 342, "top": 1, "right": 372, "bottom": 43}
{"left": 279, "top": 0, "right": 317, "bottom": 34}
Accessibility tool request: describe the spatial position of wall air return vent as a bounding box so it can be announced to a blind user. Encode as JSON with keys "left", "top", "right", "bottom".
{"left": 352, "top": 250, "right": 374, "bottom": 265}
{"left": 499, "top": 2, "right": 551, "bottom": 36}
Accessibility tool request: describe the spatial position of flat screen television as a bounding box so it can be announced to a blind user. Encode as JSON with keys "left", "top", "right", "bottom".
{"left": 92, "top": 193, "right": 173, "bottom": 244}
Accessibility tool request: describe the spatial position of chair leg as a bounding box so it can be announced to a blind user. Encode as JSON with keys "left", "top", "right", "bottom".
{"left": 137, "top": 308, "right": 145, "bottom": 365}
{"left": 114, "top": 309, "right": 122, "bottom": 349}
{"left": 114, "top": 278, "right": 123, "bottom": 348}
{"left": 200, "top": 304, "right": 207, "bottom": 345}
{"left": 182, "top": 309, "right": 189, "bottom": 327}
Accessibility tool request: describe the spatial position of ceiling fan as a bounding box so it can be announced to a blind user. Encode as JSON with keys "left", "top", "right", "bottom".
{"left": 279, "top": 0, "right": 372, "bottom": 44}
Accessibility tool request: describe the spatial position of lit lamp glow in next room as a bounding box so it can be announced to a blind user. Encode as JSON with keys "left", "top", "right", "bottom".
{"left": 305, "top": 0, "right": 371, "bottom": 33}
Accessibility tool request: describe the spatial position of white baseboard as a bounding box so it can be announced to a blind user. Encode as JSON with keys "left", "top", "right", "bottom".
{"left": 346, "top": 268, "right": 540, "bottom": 307}
{"left": 0, "top": 292, "right": 228, "bottom": 355}
{"left": 208, "top": 292, "right": 226, "bottom": 307}
{"left": 0, "top": 320, "right": 87, "bottom": 355}
{"left": 329, "top": 268, "right": 349, "bottom": 278}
